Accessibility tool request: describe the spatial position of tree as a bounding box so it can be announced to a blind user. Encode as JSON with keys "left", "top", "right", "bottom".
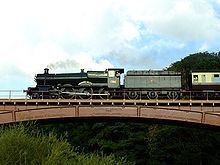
{"left": 167, "top": 51, "right": 220, "bottom": 88}
{"left": 147, "top": 125, "right": 220, "bottom": 165}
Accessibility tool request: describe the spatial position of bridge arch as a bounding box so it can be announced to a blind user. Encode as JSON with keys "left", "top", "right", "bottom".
{"left": 0, "top": 99, "right": 220, "bottom": 127}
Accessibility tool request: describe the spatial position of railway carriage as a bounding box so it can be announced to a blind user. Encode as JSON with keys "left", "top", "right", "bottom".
{"left": 191, "top": 70, "right": 220, "bottom": 91}
{"left": 190, "top": 70, "right": 220, "bottom": 98}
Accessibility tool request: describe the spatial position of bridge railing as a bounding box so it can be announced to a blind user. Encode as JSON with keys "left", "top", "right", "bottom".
{"left": 0, "top": 90, "right": 27, "bottom": 99}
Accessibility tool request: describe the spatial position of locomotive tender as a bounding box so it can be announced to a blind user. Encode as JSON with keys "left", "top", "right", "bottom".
{"left": 124, "top": 70, "right": 181, "bottom": 99}
{"left": 26, "top": 68, "right": 220, "bottom": 99}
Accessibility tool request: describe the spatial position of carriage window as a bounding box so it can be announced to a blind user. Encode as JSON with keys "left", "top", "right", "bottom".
{"left": 193, "top": 75, "right": 198, "bottom": 82}
{"left": 214, "top": 74, "right": 219, "bottom": 78}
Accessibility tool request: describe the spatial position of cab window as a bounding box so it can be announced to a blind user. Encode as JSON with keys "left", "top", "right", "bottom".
{"left": 193, "top": 75, "right": 198, "bottom": 82}
{"left": 108, "top": 71, "right": 115, "bottom": 77}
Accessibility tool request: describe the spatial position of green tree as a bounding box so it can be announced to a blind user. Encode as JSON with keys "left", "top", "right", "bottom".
{"left": 147, "top": 125, "right": 220, "bottom": 165}
{"left": 39, "top": 122, "right": 149, "bottom": 165}
{"left": 167, "top": 51, "right": 220, "bottom": 88}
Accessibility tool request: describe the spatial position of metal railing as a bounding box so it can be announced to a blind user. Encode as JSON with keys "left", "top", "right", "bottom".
{"left": 0, "top": 90, "right": 27, "bottom": 99}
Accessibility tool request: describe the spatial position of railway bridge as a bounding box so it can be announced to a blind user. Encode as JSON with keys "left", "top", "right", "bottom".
{"left": 0, "top": 98, "right": 220, "bottom": 127}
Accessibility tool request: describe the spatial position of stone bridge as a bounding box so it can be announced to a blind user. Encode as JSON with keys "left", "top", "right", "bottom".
{"left": 0, "top": 99, "right": 220, "bottom": 127}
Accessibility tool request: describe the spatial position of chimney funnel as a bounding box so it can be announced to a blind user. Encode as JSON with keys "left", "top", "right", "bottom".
{"left": 44, "top": 68, "right": 49, "bottom": 74}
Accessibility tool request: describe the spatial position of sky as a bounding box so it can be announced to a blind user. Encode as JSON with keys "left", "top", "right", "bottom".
{"left": 0, "top": 0, "right": 220, "bottom": 90}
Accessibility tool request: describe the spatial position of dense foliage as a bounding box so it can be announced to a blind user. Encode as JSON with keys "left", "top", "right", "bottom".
{"left": 39, "top": 121, "right": 220, "bottom": 165}
{"left": 0, "top": 123, "right": 133, "bottom": 165}
{"left": 40, "top": 122, "right": 149, "bottom": 164}
{"left": 147, "top": 125, "right": 220, "bottom": 164}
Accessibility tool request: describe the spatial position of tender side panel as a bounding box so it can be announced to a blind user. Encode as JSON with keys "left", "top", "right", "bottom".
{"left": 125, "top": 70, "right": 181, "bottom": 89}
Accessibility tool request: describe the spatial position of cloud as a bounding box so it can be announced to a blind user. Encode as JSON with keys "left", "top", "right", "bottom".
{"left": 199, "top": 42, "right": 209, "bottom": 52}
{"left": 0, "top": 0, "right": 220, "bottom": 89}
{"left": 118, "top": 0, "right": 220, "bottom": 41}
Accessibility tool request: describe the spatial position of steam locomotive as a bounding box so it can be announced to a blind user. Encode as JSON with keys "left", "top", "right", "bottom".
{"left": 26, "top": 68, "right": 220, "bottom": 99}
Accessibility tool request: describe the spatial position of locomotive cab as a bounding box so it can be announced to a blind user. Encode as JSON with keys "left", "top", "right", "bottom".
{"left": 107, "top": 68, "right": 124, "bottom": 88}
